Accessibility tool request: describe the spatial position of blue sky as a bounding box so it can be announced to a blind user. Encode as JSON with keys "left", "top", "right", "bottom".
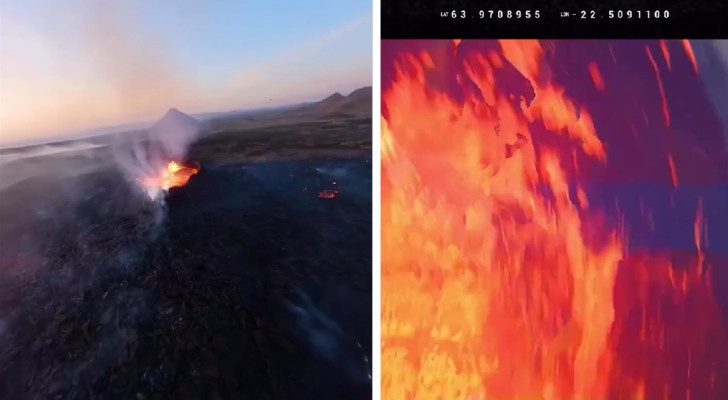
{"left": 0, "top": 0, "right": 372, "bottom": 145}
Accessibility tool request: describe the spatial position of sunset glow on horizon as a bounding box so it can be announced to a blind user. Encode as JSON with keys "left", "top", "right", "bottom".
{"left": 0, "top": 0, "right": 372, "bottom": 147}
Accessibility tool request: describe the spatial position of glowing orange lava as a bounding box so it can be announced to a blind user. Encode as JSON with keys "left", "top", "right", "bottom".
{"left": 668, "top": 154, "right": 679, "bottom": 187}
{"left": 682, "top": 39, "right": 698, "bottom": 74}
{"left": 381, "top": 40, "right": 726, "bottom": 400}
{"left": 646, "top": 46, "right": 670, "bottom": 126}
{"left": 137, "top": 161, "right": 199, "bottom": 190}
{"left": 318, "top": 189, "right": 340, "bottom": 199}
{"left": 453, "top": 39, "right": 462, "bottom": 58}
{"left": 589, "top": 62, "right": 605, "bottom": 90}
{"left": 659, "top": 40, "right": 671, "bottom": 70}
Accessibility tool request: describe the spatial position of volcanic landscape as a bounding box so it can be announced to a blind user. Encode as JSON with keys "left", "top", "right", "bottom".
{"left": 0, "top": 87, "right": 372, "bottom": 399}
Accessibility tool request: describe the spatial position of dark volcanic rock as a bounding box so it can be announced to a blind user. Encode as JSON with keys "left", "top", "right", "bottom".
{"left": 0, "top": 156, "right": 372, "bottom": 400}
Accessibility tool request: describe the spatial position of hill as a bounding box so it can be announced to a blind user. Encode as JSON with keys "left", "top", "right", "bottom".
{"left": 284, "top": 87, "right": 372, "bottom": 118}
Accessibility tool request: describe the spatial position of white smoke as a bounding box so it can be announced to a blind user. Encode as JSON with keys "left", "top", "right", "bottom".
{"left": 112, "top": 108, "right": 202, "bottom": 200}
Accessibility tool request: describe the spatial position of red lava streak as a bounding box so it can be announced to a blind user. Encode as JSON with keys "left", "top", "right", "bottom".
{"left": 695, "top": 198, "right": 705, "bottom": 275}
{"left": 682, "top": 39, "right": 698, "bottom": 74}
{"left": 659, "top": 40, "right": 671, "bottom": 70}
{"left": 668, "top": 154, "right": 679, "bottom": 187}
{"left": 589, "top": 62, "right": 605, "bottom": 90}
{"left": 646, "top": 46, "right": 670, "bottom": 126}
{"left": 318, "top": 189, "right": 340, "bottom": 199}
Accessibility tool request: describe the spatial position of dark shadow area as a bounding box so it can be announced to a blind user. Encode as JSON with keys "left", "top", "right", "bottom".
{"left": 0, "top": 96, "right": 373, "bottom": 400}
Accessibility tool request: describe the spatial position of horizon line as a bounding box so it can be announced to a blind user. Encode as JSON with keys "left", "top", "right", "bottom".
{"left": 0, "top": 84, "right": 373, "bottom": 150}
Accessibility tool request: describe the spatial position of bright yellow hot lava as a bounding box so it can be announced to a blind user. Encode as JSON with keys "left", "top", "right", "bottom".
{"left": 137, "top": 161, "right": 199, "bottom": 191}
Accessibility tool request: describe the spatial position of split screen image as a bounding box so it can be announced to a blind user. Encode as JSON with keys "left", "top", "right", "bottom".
{"left": 1, "top": 2, "right": 728, "bottom": 399}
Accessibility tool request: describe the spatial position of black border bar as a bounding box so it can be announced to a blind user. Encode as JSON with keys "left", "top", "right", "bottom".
{"left": 382, "top": 0, "right": 728, "bottom": 39}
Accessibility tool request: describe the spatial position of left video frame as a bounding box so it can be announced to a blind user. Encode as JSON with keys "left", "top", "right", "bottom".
{"left": 0, "top": 1, "right": 373, "bottom": 399}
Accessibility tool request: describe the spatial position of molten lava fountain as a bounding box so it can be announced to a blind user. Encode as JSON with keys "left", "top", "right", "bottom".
{"left": 381, "top": 40, "right": 728, "bottom": 399}
{"left": 137, "top": 161, "right": 199, "bottom": 198}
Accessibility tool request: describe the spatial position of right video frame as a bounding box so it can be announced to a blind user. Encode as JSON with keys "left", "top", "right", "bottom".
{"left": 380, "top": 39, "right": 728, "bottom": 399}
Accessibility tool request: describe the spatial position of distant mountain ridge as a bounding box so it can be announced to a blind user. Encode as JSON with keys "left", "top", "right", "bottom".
{"left": 0, "top": 87, "right": 372, "bottom": 151}
{"left": 200, "top": 86, "right": 372, "bottom": 126}
{"left": 302, "top": 86, "right": 372, "bottom": 117}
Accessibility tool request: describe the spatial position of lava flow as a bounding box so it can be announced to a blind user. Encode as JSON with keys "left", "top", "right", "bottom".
{"left": 381, "top": 40, "right": 727, "bottom": 400}
{"left": 318, "top": 189, "right": 341, "bottom": 199}
{"left": 137, "top": 161, "right": 199, "bottom": 191}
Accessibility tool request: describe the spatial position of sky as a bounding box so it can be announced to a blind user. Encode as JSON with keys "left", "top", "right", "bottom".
{"left": 0, "top": 0, "right": 372, "bottom": 147}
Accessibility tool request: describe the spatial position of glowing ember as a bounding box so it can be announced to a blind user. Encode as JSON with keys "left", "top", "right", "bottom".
{"left": 659, "top": 39, "right": 671, "bottom": 70}
{"left": 452, "top": 39, "right": 461, "bottom": 58}
{"left": 318, "top": 189, "right": 340, "bottom": 199}
{"left": 668, "top": 154, "right": 679, "bottom": 187}
{"left": 381, "top": 40, "right": 726, "bottom": 400}
{"left": 646, "top": 45, "right": 670, "bottom": 126}
{"left": 588, "top": 61, "right": 605, "bottom": 90}
{"left": 682, "top": 39, "right": 698, "bottom": 74}
{"left": 138, "top": 161, "right": 199, "bottom": 191}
